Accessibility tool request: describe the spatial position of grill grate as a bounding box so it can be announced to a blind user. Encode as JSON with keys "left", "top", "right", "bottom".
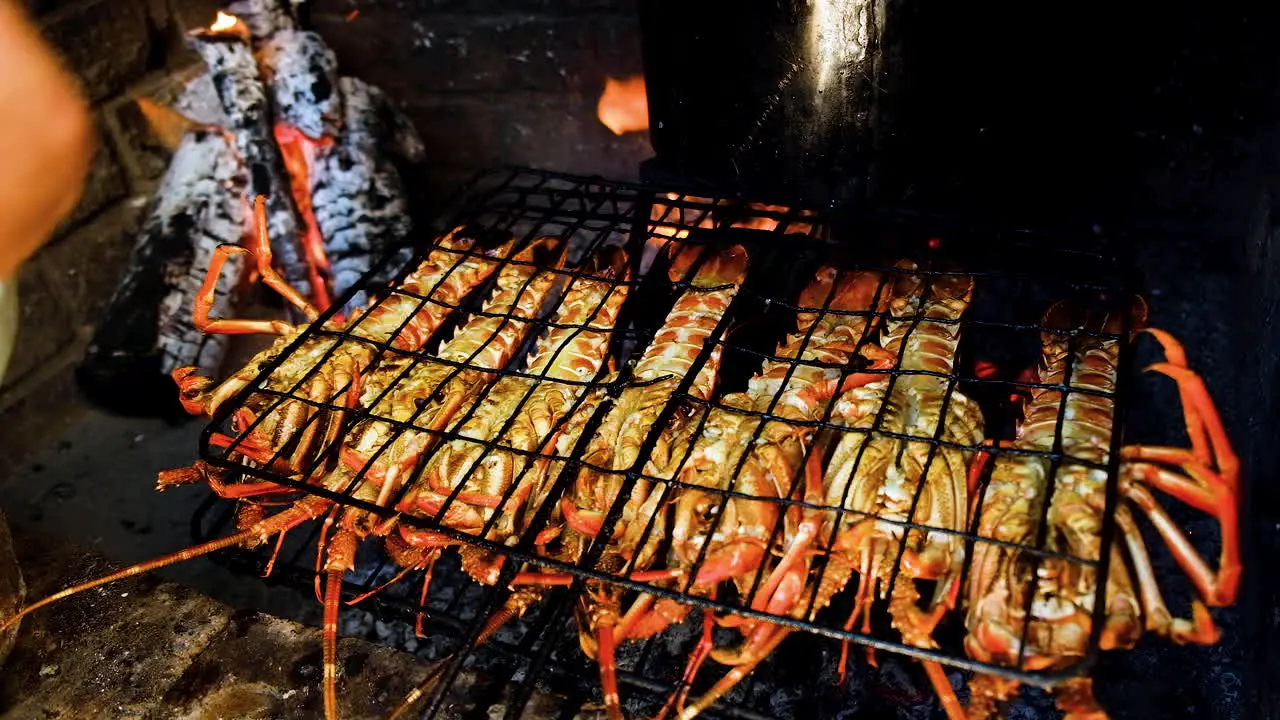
{"left": 195, "top": 167, "right": 1139, "bottom": 718}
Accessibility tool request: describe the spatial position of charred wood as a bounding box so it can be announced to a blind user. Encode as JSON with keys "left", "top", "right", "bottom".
{"left": 312, "top": 77, "right": 417, "bottom": 311}
{"left": 257, "top": 28, "right": 423, "bottom": 312}
{"left": 78, "top": 131, "right": 247, "bottom": 418}
{"left": 260, "top": 29, "right": 340, "bottom": 310}
{"left": 261, "top": 30, "right": 339, "bottom": 140}
{"left": 189, "top": 31, "right": 312, "bottom": 305}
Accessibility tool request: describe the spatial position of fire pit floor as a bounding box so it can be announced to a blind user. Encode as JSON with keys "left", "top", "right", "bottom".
{"left": 0, "top": 526, "right": 443, "bottom": 720}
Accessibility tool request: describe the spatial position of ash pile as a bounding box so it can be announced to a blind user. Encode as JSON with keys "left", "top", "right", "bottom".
{"left": 77, "top": 0, "right": 425, "bottom": 418}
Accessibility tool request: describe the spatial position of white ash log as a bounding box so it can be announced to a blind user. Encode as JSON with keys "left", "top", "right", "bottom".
{"left": 257, "top": 29, "right": 422, "bottom": 311}
{"left": 260, "top": 29, "right": 340, "bottom": 140}
{"left": 154, "top": 136, "right": 247, "bottom": 377}
{"left": 79, "top": 130, "right": 246, "bottom": 416}
{"left": 258, "top": 28, "right": 341, "bottom": 310}
{"left": 189, "top": 31, "right": 312, "bottom": 303}
{"left": 312, "top": 77, "right": 417, "bottom": 311}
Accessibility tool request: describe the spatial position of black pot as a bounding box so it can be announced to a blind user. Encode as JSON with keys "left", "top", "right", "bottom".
{"left": 639, "top": 1, "right": 1273, "bottom": 230}
{"left": 639, "top": 0, "right": 898, "bottom": 207}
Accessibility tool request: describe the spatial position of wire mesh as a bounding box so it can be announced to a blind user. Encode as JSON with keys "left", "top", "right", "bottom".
{"left": 194, "top": 167, "right": 1139, "bottom": 718}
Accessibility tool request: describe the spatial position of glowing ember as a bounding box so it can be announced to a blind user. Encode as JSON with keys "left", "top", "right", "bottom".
{"left": 136, "top": 97, "right": 196, "bottom": 152}
{"left": 596, "top": 74, "right": 649, "bottom": 135}
{"left": 209, "top": 11, "right": 240, "bottom": 33}
{"left": 974, "top": 360, "right": 999, "bottom": 379}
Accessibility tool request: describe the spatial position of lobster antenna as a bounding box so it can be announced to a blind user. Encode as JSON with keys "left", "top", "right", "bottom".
{"left": 0, "top": 530, "right": 251, "bottom": 634}
{"left": 0, "top": 497, "right": 330, "bottom": 634}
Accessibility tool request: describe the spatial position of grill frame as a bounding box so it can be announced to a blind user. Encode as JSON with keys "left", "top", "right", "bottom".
{"left": 193, "top": 167, "right": 1143, "bottom": 717}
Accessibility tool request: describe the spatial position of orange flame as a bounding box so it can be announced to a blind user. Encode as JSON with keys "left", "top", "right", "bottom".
{"left": 597, "top": 74, "right": 649, "bottom": 135}
{"left": 136, "top": 97, "right": 198, "bottom": 151}
{"left": 209, "top": 11, "right": 240, "bottom": 32}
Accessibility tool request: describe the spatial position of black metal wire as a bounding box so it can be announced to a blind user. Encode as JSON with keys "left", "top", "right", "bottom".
{"left": 191, "top": 167, "right": 1140, "bottom": 718}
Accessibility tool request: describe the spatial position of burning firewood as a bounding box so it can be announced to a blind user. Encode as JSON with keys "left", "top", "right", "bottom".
{"left": 310, "top": 77, "right": 420, "bottom": 311}
{"left": 80, "top": 5, "right": 425, "bottom": 416}
{"left": 78, "top": 129, "right": 248, "bottom": 417}
{"left": 257, "top": 23, "right": 424, "bottom": 312}
{"left": 260, "top": 28, "right": 340, "bottom": 310}
{"left": 189, "top": 18, "right": 317, "bottom": 308}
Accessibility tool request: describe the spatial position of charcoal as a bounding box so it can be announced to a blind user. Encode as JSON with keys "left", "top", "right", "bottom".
{"left": 78, "top": 130, "right": 246, "bottom": 417}
{"left": 189, "top": 32, "right": 311, "bottom": 304}
{"left": 311, "top": 77, "right": 417, "bottom": 311}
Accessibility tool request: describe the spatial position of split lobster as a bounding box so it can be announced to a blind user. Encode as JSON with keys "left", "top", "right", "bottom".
{"left": 959, "top": 297, "right": 1239, "bottom": 719}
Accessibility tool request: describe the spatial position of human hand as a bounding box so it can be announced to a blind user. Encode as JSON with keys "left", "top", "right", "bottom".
{"left": 0, "top": 0, "right": 94, "bottom": 282}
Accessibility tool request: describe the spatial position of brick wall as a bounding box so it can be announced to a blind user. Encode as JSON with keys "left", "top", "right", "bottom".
{"left": 0, "top": 0, "right": 651, "bottom": 472}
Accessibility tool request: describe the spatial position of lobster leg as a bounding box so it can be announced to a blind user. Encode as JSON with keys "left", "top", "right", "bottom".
{"left": 683, "top": 554, "right": 813, "bottom": 719}
{"left": 888, "top": 556, "right": 966, "bottom": 720}
{"left": 192, "top": 245, "right": 297, "bottom": 336}
{"left": 205, "top": 431, "right": 308, "bottom": 477}
{"left": 386, "top": 529, "right": 452, "bottom": 636}
{"left": 827, "top": 523, "right": 878, "bottom": 676}
{"left": 245, "top": 194, "right": 321, "bottom": 322}
{"left": 1143, "top": 359, "right": 1239, "bottom": 492}
{"left": 1115, "top": 350, "right": 1239, "bottom": 607}
{"left": 313, "top": 505, "right": 343, "bottom": 602}
{"left": 966, "top": 438, "right": 1016, "bottom": 514}
{"left": 921, "top": 661, "right": 965, "bottom": 720}
{"left": 837, "top": 553, "right": 875, "bottom": 677}
{"left": 1140, "top": 328, "right": 1228, "bottom": 471}
{"left": 677, "top": 624, "right": 791, "bottom": 720}
{"left": 192, "top": 196, "right": 318, "bottom": 334}
{"left": 751, "top": 448, "right": 828, "bottom": 611}
{"left": 1120, "top": 474, "right": 1239, "bottom": 609}
{"left": 1113, "top": 504, "right": 1219, "bottom": 644}
{"left": 414, "top": 552, "right": 439, "bottom": 637}
{"left": 617, "top": 592, "right": 692, "bottom": 642}
{"left": 156, "top": 460, "right": 293, "bottom": 498}
{"left": 652, "top": 607, "right": 714, "bottom": 720}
